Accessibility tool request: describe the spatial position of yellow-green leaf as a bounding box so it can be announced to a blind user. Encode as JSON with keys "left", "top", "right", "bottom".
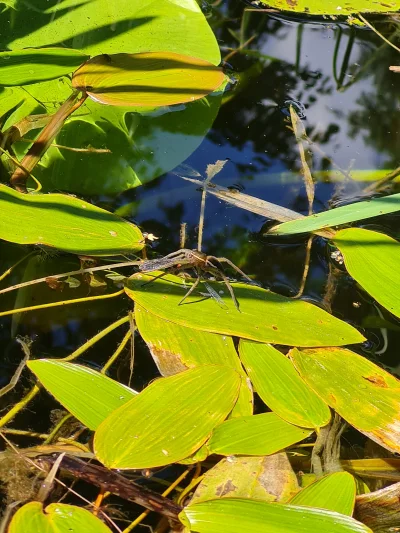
{"left": 334, "top": 228, "right": 400, "bottom": 318}
{"left": 135, "top": 305, "right": 252, "bottom": 417}
{"left": 190, "top": 454, "right": 299, "bottom": 504}
{"left": 72, "top": 52, "right": 225, "bottom": 107}
{"left": 239, "top": 341, "right": 330, "bottom": 428}
{"left": 0, "top": 184, "right": 143, "bottom": 256}
{"left": 208, "top": 413, "right": 313, "bottom": 456}
{"left": 8, "top": 502, "right": 112, "bottom": 533}
{"left": 291, "top": 347, "right": 400, "bottom": 454}
{"left": 290, "top": 472, "right": 356, "bottom": 516}
{"left": 180, "top": 498, "right": 372, "bottom": 533}
{"left": 259, "top": 0, "right": 400, "bottom": 15}
{"left": 28, "top": 360, "right": 136, "bottom": 430}
{"left": 94, "top": 365, "right": 241, "bottom": 469}
{"left": 0, "top": 47, "right": 88, "bottom": 86}
{"left": 125, "top": 272, "right": 364, "bottom": 347}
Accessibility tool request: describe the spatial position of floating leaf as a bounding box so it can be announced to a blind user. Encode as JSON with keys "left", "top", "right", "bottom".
{"left": 258, "top": 0, "right": 400, "bottom": 15}
{"left": 72, "top": 52, "right": 225, "bottom": 107}
{"left": 9, "top": 502, "right": 112, "bottom": 533}
{"left": 290, "top": 472, "right": 356, "bottom": 516}
{"left": 269, "top": 193, "right": 400, "bottom": 235}
{"left": 94, "top": 365, "right": 241, "bottom": 469}
{"left": 291, "top": 347, "right": 400, "bottom": 454}
{"left": 208, "top": 413, "right": 313, "bottom": 456}
{"left": 0, "top": 184, "right": 144, "bottom": 256}
{"left": 180, "top": 498, "right": 372, "bottom": 533}
{"left": 0, "top": 47, "right": 88, "bottom": 86}
{"left": 125, "top": 272, "right": 364, "bottom": 347}
{"left": 135, "top": 305, "right": 252, "bottom": 417}
{"left": 334, "top": 228, "right": 400, "bottom": 318}
{"left": 239, "top": 340, "right": 330, "bottom": 428}
{"left": 190, "top": 454, "right": 299, "bottom": 504}
{"left": 28, "top": 360, "right": 136, "bottom": 430}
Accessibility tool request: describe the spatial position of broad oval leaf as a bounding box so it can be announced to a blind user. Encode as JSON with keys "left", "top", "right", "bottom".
{"left": 180, "top": 498, "right": 372, "bottom": 533}
{"left": 239, "top": 340, "right": 330, "bottom": 428}
{"left": 125, "top": 272, "right": 364, "bottom": 347}
{"left": 208, "top": 412, "right": 313, "bottom": 456}
{"left": 0, "top": 184, "right": 144, "bottom": 255}
{"left": 290, "top": 472, "right": 356, "bottom": 516}
{"left": 72, "top": 52, "right": 225, "bottom": 107}
{"left": 259, "top": 0, "right": 400, "bottom": 15}
{"left": 28, "top": 360, "right": 136, "bottom": 430}
{"left": 136, "top": 305, "right": 253, "bottom": 417}
{"left": 269, "top": 193, "right": 400, "bottom": 235}
{"left": 94, "top": 365, "right": 241, "bottom": 469}
{"left": 191, "top": 454, "right": 299, "bottom": 504}
{"left": 0, "top": 47, "right": 88, "bottom": 86}
{"left": 9, "top": 502, "right": 112, "bottom": 533}
{"left": 334, "top": 228, "right": 400, "bottom": 318}
{"left": 291, "top": 347, "right": 400, "bottom": 454}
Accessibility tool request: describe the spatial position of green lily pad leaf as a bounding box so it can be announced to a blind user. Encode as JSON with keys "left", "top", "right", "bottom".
{"left": 94, "top": 365, "right": 241, "bottom": 469}
{"left": 0, "top": 47, "right": 88, "bottom": 86}
{"left": 239, "top": 340, "right": 330, "bottom": 428}
{"left": 28, "top": 360, "right": 136, "bottom": 430}
{"left": 180, "top": 498, "right": 372, "bottom": 533}
{"left": 259, "top": 0, "right": 400, "bottom": 15}
{"left": 290, "top": 347, "right": 400, "bottom": 454}
{"left": 334, "top": 228, "right": 400, "bottom": 318}
{"left": 8, "top": 502, "right": 112, "bottom": 533}
{"left": 6, "top": 0, "right": 220, "bottom": 64}
{"left": 0, "top": 184, "right": 144, "bottom": 256}
{"left": 135, "top": 305, "right": 253, "bottom": 417}
{"left": 208, "top": 413, "right": 313, "bottom": 456}
{"left": 290, "top": 472, "right": 356, "bottom": 516}
{"left": 191, "top": 454, "right": 299, "bottom": 504}
{"left": 72, "top": 52, "right": 225, "bottom": 107}
{"left": 125, "top": 272, "right": 364, "bottom": 347}
{"left": 270, "top": 193, "right": 400, "bottom": 236}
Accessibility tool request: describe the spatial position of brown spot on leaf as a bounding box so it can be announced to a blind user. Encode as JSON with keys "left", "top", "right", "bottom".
{"left": 272, "top": 325, "right": 278, "bottom": 331}
{"left": 363, "top": 375, "right": 388, "bottom": 387}
{"left": 328, "top": 393, "right": 337, "bottom": 405}
{"left": 148, "top": 346, "right": 189, "bottom": 376}
{"left": 286, "top": 0, "right": 297, "bottom": 6}
{"left": 215, "top": 479, "right": 237, "bottom": 497}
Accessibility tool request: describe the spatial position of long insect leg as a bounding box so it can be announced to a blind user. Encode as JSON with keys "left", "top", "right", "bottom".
{"left": 178, "top": 275, "right": 201, "bottom": 305}
{"left": 209, "top": 256, "right": 253, "bottom": 283}
{"left": 207, "top": 267, "right": 241, "bottom": 312}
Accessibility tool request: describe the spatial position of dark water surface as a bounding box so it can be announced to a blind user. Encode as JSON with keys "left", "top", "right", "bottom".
{"left": 1, "top": 3, "right": 400, "bottom": 447}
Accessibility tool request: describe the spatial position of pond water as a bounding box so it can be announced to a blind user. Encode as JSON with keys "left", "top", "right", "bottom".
{"left": 0, "top": 1, "right": 400, "bottom": 453}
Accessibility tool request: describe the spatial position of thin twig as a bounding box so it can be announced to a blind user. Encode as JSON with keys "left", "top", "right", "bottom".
{"left": 358, "top": 14, "right": 400, "bottom": 54}
{"left": 294, "top": 235, "right": 313, "bottom": 299}
{"left": 0, "top": 337, "right": 31, "bottom": 398}
{"left": 101, "top": 328, "right": 132, "bottom": 374}
{"left": 0, "top": 259, "right": 140, "bottom": 297}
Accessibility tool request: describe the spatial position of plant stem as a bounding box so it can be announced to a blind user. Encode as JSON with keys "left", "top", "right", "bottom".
{"left": 10, "top": 91, "right": 87, "bottom": 193}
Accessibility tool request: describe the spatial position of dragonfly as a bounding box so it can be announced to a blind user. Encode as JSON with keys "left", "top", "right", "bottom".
{"left": 139, "top": 248, "right": 252, "bottom": 311}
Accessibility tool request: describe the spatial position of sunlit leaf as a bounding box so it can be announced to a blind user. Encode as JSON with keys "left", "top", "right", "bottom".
{"left": 239, "top": 341, "right": 330, "bottom": 428}
{"left": 94, "top": 365, "right": 241, "bottom": 469}
{"left": 136, "top": 305, "right": 252, "bottom": 417}
{"left": 28, "top": 360, "right": 136, "bottom": 430}
{"left": 190, "top": 454, "right": 299, "bottom": 504}
{"left": 208, "top": 413, "right": 313, "bottom": 456}
{"left": 291, "top": 347, "right": 400, "bottom": 454}
{"left": 259, "top": 0, "right": 400, "bottom": 15}
{"left": 125, "top": 272, "right": 364, "bottom": 347}
{"left": 342, "top": 458, "right": 400, "bottom": 482}
{"left": 334, "top": 228, "right": 400, "bottom": 318}
{"left": 290, "top": 472, "right": 356, "bottom": 515}
{"left": 180, "top": 498, "right": 372, "bottom": 533}
{"left": 8, "top": 502, "right": 112, "bottom": 533}
{"left": 0, "top": 47, "right": 88, "bottom": 86}
{"left": 72, "top": 52, "right": 225, "bottom": 107}
{"left": 269, "top": 193, "right": 400, "bottom": 235}
{"left": 0, "top": 184, "right": 144, "bottom": 255}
